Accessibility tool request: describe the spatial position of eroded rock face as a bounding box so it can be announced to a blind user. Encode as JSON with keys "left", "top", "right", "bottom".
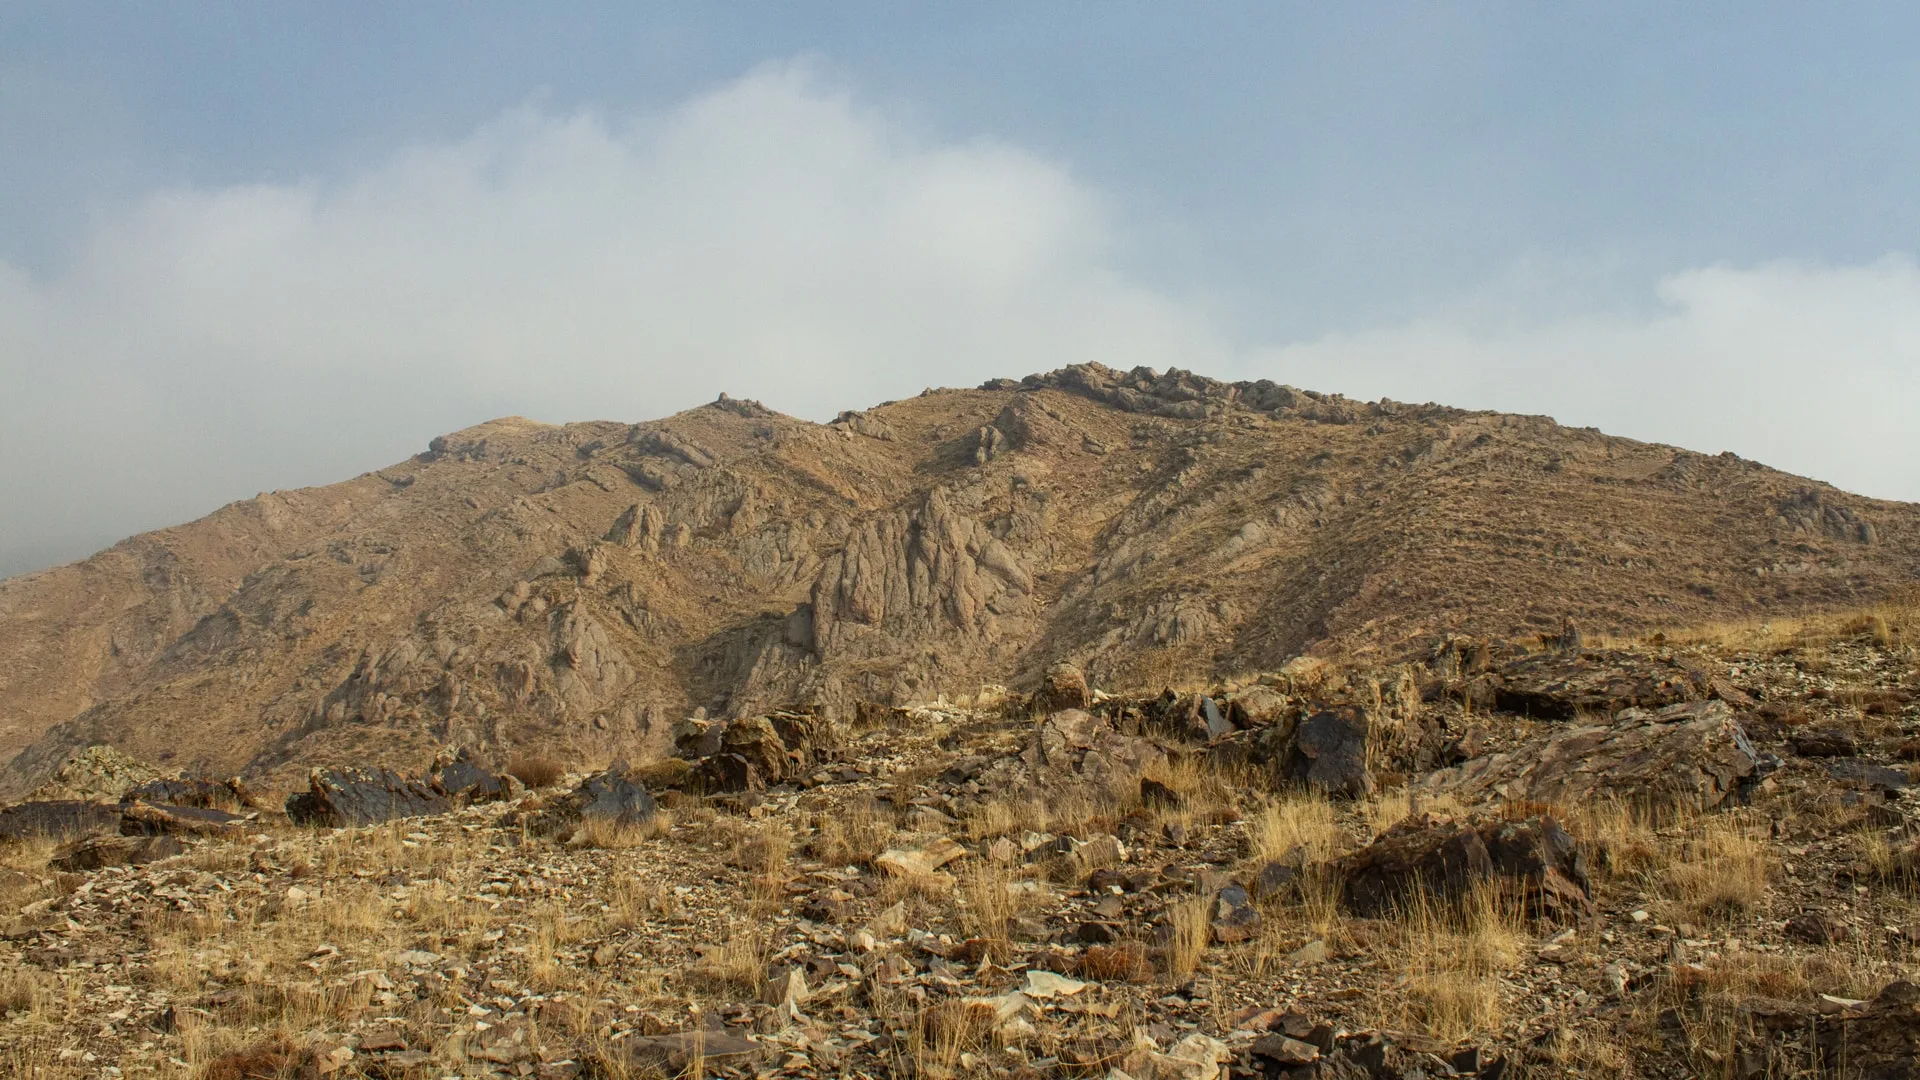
{"left": 26, "top": 746, "right": 161, "bottom": 802}
{"left": 285, "top": 767, "right": 451, "bottom": 828}
{"left": 1338, "top": 813, "right": 1591, "bottom": 920}
{"left": 428, "top": 747, "right": 512, "bottom": 805}
{"left": 1420, "top": 700, "right": 1762, "bottom": 811}
{"left": 1488, "top": 650, "right": 1713, "bottom": 719}
{"left": 1032, "top": 662, "right": 1091, "bottom": 715}
{"left": 677, "top": 713, "right": 833, "bottom": 793}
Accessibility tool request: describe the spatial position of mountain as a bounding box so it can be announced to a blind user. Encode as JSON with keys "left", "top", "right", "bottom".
{"left": 2, "top": 363, "right": 1914, "bottom": 794}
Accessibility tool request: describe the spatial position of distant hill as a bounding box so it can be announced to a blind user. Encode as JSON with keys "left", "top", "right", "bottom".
{"left": 4, "top": 363, "right": 1914, "bottom": 794}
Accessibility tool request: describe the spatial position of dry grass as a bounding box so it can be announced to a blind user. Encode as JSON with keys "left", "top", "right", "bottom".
{"left": 506, "top": 754, "right": 566, "bottom": 789}
{"left": 956, "top": 857, "right": 1034, "bottom": 958}
{"left": 1361, "top": 788, "right": 1467, "bottom": 838}
{"left": 1591, "top": 593, "right": 1920, "bottom": 656}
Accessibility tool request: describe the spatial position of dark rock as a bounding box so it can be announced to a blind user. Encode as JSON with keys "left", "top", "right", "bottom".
{"left": 1806, "top": 979, "right": 1920, "bottom": 1078}
{"left": 0, "top": 800, "right": 120, "bottom": 844}
{"left": 1283, "top": 708, "right": 1374, "bottom": 798}
{"left": 285, "top": 767, "right": 451, "bottom": 827}
{"left": 120, "top": 801, "right": 248, "bottom": 837}
{"left": 1790, "top": 728, "right": 1859, "bottom": 758}
{"left": 1210, "top": 884, "right": 1261, "bottom": 943}
{"left": 528, "top": 762, "right": 657, "bottom": 837}
{"left": 1478, "top": 815, "right": 1593, "bottom": 920}
{"left": 50, "top": 833, "right": 183, "bottom": 872}
{"left": 1251, "top": 1034, "right": 1321, "bottom": 1066}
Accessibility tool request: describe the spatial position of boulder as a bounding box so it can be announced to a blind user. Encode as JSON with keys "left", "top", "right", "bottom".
{"left": 1209, "top": 884, "right": 1261, "bottom": 944}
{"left": 1789, "top": 728, "right": 1858, "bottom": 758}
{"left": 682, "top": 712, "right": 831, "bottom": 793}
{"left": 285, "top": 767, "right": 451, "bottom": 827}
{"left": 1033, "top": 661, "right": 1090, "bottom": 714}
{"left": 1338, "top": 813, "right": 1591, "bottom": 920}
{"left": 1419, "top": 700, "right": 1762, "bottom": 811}
{"left": 528, "top": 762, "right": 657, "bottom": 837}
{"left": 1282, "top": 708, "right": 1374, "bottom": 798}
{"left": 0, "top": 800, "right": 120, "bottom": 844}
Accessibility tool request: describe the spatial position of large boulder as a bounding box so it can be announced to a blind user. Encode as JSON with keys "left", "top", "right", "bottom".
{"left": 1419, "top": 700, "right": 1762, "bottom": 811}
{"left": 682, "top": 712, "right": 831, "bottom": 793}
{"left": 285, "top": 767, "right": 451, "bottom": 827}
{"left": 1338, "top": 813, "right": 1591, "bottom": 920}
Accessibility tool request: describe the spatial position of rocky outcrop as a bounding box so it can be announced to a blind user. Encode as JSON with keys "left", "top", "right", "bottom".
{"left": 677, "top": 712, "right": 833, "bottom": 793}
{"left": 526, "top": 762, "right": 657, "bottom": 838}
{"left": 1420, "top": 700, "right": 1763, "bottom": 811}
{"left": 1487, "top": 650, "right": 1713, "bottom": 719}
{"left": 26, "top": 745, "right": 160, "bottom": 802}
{"left": 0, "top": 800, "right": 120, "bottom": 844}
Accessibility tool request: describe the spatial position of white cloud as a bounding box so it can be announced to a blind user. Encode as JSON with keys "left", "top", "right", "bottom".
{"left": 2, "top": 60, "right": 1916, "bottom": 579}
{"left": 0, "top": 62, "right": 1231, "bottom": 575}
{"left": 1257, "top": 257, "right": 1920, "bottom": 504}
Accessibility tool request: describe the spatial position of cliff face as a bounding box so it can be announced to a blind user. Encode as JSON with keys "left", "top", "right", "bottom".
{"left": 4, "top": 364, "right": 1916, "bottom": 793}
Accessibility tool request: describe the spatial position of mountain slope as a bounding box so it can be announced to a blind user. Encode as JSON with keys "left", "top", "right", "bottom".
{"left": 3, "top": 364, "right": 1915, "bottom": 793}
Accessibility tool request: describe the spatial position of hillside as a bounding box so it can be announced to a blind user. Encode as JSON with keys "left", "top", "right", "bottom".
{"left": 2, "top": 363, "right": 1916, "bottom": 794}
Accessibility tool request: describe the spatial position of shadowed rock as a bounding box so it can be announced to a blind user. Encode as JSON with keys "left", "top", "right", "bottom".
{"left": 1338, "top": 813, "right": 1591, "bottom": 921}
{"left": 0, "top": 800, "right": 120, "bottom": 844}
{"left": 120, "top": 801, "right": 248, "bottom": 837}
{"left": 121, "top": 777, "right": 257, "bottom": 813}
{"left": 1283, "top": 708, "right": 1374, "bottom": 798}
{"left": 428, "top": 747, "right": 512, "bottom": 805}
{"left": 528, "top": 761, "right": 657, "bottom": 837}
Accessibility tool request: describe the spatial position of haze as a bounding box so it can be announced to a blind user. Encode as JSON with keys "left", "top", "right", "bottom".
{"left": 3, "top": 4, "right": 1918, "bottom": 579}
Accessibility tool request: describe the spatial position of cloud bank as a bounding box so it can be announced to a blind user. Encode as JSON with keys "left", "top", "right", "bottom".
{"left": 2, "top": 62, "right": 1916, "bottom": 578}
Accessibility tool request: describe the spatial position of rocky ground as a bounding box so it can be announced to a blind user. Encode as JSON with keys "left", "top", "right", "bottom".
{"left": 3, "top": 611, "right": 1920, "bottom": 1079}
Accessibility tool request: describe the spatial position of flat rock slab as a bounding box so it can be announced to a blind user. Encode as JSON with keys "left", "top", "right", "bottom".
{"left": 120, "top": 801, "right": 248, "bottom": 837}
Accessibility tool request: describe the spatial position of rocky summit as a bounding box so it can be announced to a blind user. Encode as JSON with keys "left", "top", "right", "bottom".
{"left": 1, "top": 364, "right": 1919, "bottom": 1079}
{"left": 2, "top": 364, "right": 1916, "bottom": 794}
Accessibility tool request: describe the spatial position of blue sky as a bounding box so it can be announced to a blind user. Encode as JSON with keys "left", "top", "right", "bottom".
{"left": 3, "top": 4, "right": 1918, "bottom": 576}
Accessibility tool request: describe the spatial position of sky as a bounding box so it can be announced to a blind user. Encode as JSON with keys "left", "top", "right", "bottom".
{"left": 3, "top": 3, "right": 1918, "bottom": 578}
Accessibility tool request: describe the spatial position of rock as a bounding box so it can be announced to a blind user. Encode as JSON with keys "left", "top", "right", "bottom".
{"left": 1420, "top": 700, "right": 1760, "bottom": 811}
{"left": 685, "top": 713, "right": 831, "bottom": 793}
{"left": 762, "top": 965, "right": 809, "bottom": 1007}
{"left": 1802, "top": 979, "right": 1920, "bottom": 1077}
{"left": 1034, "top": 662, "right": 1091, "bottom": 714}
{"left": 120, "top": 801, "right": 248, "bottom": 837}
{"left": 527, "top": 762, "right": 658, "bottom": 837}
{"left": 0, "top": 800, "right": 121, "bottom": 844}
{"left": 1337, "top": 814, "right": 1591, "bottom": 920}
{"left": 1282, "top": 707, "right": 1374, "bottom": 798}
{"left": 865, "top": 901, "right": 909, "bottom": 938}
{"left": 49, "top": 833, "right": 182, "bottom": 872}
{"left": 1790, "top": 728, "right": 1859, "bottom": 758}
{"left": 428, "top": 747, "right": 510, "bottom": 804}
{"left": 1140, "top": 777, "right": 1183, "bottom": 809}
{"left": 286, "top": 767, "right": 451, "bottom": 827}
{"left": 1227, "top": 685, "right": 1291, "bottom": 727}
{"left": 1151, "top": 1033, "right": 1231, "bottom": 1080}
{"left": 1209, "top": 885, "right": 1261, "bottom": 944}
{"left": 1198, "top": 696, "right": 1231, "bottom": 741}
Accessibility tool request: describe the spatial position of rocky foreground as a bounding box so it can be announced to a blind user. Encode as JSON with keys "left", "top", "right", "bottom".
{"left": 3, "top": 614, "right": 1919, "bottom": 1079}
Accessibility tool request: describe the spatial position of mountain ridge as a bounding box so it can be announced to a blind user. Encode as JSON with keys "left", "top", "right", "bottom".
{"left": 3, "top": 363, "right": 1914, "bottom": 795}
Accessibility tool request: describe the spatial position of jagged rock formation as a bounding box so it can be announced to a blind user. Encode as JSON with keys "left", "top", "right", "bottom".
{"left": 2, "top": 364, "right": 1917, "bottom": 794}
